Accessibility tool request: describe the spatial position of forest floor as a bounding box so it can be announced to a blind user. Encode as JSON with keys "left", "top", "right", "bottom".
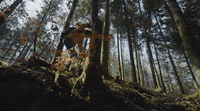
{"left": 0, "top": 59, "right": 200, "bottom": 111}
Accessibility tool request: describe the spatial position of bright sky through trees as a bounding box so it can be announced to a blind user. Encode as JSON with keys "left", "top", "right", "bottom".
{"left": 24, "top": 0, "right": 44, "bottom": 18}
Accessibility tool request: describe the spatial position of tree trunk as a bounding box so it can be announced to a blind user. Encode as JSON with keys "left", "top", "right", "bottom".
{"left": 0, "top": 0, "right": 23, "bottom": 26}
{"left": 117, "top": 27, "right": 122, "bottom": 80}
{"left": 138, "top": 0, "right": 158, "bottom": 88}
{"left": 122, "top": 0, "right": 137, "bottom": 82}
{"left": 153, "top": 42, "right": 167, "bottom": 93}
{"left": 168, "top": 73, "right": 175, "bottom": 93}
{"left": 120, "top": 32, "right": 125, "bottom": 81}
{"left": 144, "top": 29, "right": 158, "bottom": 89}
{"left": 32, "top": 0, "right": 52, "bottom": 62}
{"left": 182, "top": 49, "right": 199, "bottom": 89}
{"left": 130, "top": 0, "right": 140, "bottom": 84}
{"left": 51, "top": 0, "right": 79, "bottom": 64}
{"left": 101, "top": 0, "right": 112, "bottom": 80}
{"left": 164, "top": 0, "right": 199, "bottom": 90}
{"left": 154, "top": 13, "right": 185, "bottom": 94}
{"left": 130, "top": 11, "right": 140, "bottom": 84}
{"left": 1, "top": 40, "right": 14, "bottom": 59}
{"left": 162, "top": 59, "right": 175, "bottom": 93}
{"left": 45, "top": 33, "right": 58, "bottom": 59}
{"left": 40, "top": 42, "right": 52, "bottom": 56}
{"left": 132, "top": 27, "right": 141, "bottom": 85}
{"left": 151, "top": 53, "right": 161, "bottom": 88}
{"left": 9, "top": 47, "right": 20, "bottom": 63}
{"left": 16, "top": 41, "right": 29, "bottom": 59}
{"left": 139, "top": 51, "right": 145, "bottom": 87}
{"left": 167, "top": 0, "right": 200, "bottom": 87}
{"left": 76, "top": 0, "right": 103, "bottom": 99}
{"left": 21, "top": 42, "right": 33, "bottom": 59}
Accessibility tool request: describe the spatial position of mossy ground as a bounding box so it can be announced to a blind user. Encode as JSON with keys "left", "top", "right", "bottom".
{"left": 0, "top": 60, "right": 200, "bottom": 111}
